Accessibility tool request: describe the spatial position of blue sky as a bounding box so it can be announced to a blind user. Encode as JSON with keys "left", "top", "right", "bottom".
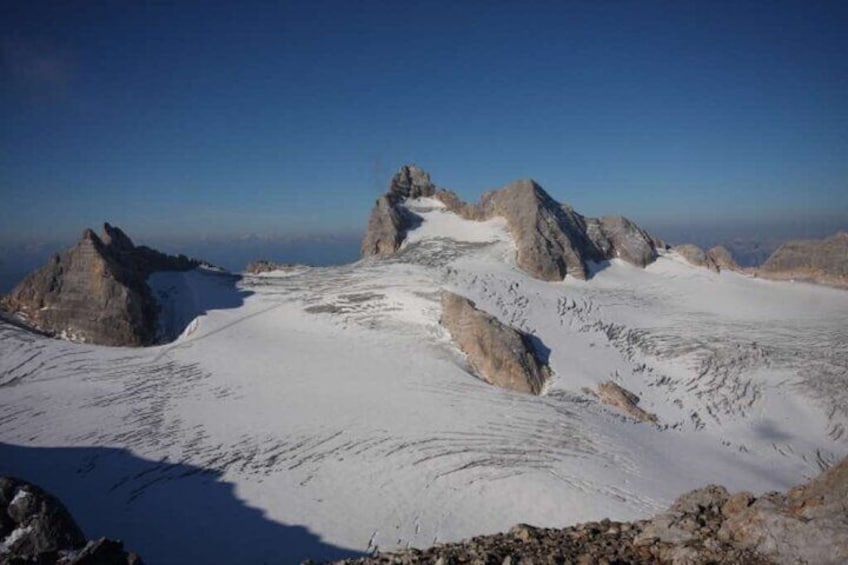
{"left": 1, "top": 0, "right": 847, "bottom": 247}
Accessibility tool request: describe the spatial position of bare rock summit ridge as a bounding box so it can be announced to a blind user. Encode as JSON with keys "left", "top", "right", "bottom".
{"left": 362, "top": 164, "right": 661, "bottom": 281}
{"left": 0, "top": 223, "right": 199, "bottom": 346}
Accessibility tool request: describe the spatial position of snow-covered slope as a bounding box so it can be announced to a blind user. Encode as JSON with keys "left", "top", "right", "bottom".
{"left": 1, "top": 200, "right": 847, "bottom": 564}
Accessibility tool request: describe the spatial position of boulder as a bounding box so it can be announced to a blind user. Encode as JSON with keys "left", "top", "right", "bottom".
{"left": 0, "top": 224, "right": 199, "bottom": 346}
{"left": 595, "top": 381, "right": 657, "bottom": 422}
{"left": 0, "top": 477, "right": 142, "bottom": 564}
{"left": 440, "top": 291, "right": 550, "bottom": 394}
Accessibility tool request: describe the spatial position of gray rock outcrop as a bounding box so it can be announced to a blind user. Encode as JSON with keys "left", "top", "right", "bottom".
{"left": 0, "top": 224, "right": 199, "bottom": 346}
{"left": 440, "top": 291, "right": 550, "bottom": 395}
{"left": 360, "top": 165, "right": 434, "bottom": 258}
{"left": 674, "top": 244, "right": 720, "bottom": 273}
{"left": 707, "top": 245, "right": 741, "bottom": 272}
{"left": 324, "top": 456, "right": 848, "bottom": 565}
{"left": 595, "top": 381, "right": 657, "bottom": 423}
{"left": 758, "top": 231, "right": 848, "bottom": 288}
{"left": 585, "top": 215, "right": 660, "bottom": 268}
{"left": 362, "top": 165, "right": 661, "bottom": 281}
{"left": 0, "top": 477, "right": 142, "bottom": 564}
{"left": 244, "top": 260, "right": 308, "bottom": 275}
{"left": 718, "top": 455, "right": 848, "bottom": 564}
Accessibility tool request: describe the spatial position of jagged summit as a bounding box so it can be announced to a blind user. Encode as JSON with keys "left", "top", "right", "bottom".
{"left": 388, "top": 164, "right": 435, "bottom": 199}
{"left": 361, "top": 164, "right": 661, "bottom": 280}
{"left": 1, "top": 223, "right": 200, "bottom": 346}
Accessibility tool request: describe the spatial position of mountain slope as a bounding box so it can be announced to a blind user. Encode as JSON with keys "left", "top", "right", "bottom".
{"left": 0, "top": 172, "right": 846, "bottom": 564}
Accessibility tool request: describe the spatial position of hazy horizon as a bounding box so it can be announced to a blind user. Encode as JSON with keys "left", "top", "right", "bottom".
{"left": 2, "top": 208, "right": 845, "bottom": 294}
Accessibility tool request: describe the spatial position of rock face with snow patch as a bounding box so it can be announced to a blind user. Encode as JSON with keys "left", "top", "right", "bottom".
{"left": 0, "top": 224, "right": 199, "bottom": 346}
{"left": 361, "top": 165, "right": 435, "bottom": 258}
{"left": 362, "top": 164, "right": 661, "bottom": 281}
{"left": 585, "top": 215, "right": 660, "bottom": 268}
{"left": 758, "top": 231, "right": 848, "bottom": 288}
{"left": 674, "top": 244, "right": 720, "bottom": 273}
{"left": 707, "top": 245, "right": 741, "bottom": 272}
{"left": 440, "top": 291, "right": 550, "bottom": 394}
{"left": 0, "top": 477, "right": 142, "bottom": 564}
{"left": 478, "top": 180, "right": 598, "bottom": 280}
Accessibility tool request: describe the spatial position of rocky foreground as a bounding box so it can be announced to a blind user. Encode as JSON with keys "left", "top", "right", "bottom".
{"left": 0, "top": 477, "right": 141, "bottom": 565}
{"left": 323, "top": 456, "right": 848, "bottom": 565}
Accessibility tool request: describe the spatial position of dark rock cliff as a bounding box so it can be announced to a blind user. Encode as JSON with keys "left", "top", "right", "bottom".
{"left": 0, "top": 224, "right": 199, "bottom": 346}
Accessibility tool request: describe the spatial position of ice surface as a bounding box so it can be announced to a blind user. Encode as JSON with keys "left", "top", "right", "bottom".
{"left": 1, "top": 210, "right": 846, "bottom": 564}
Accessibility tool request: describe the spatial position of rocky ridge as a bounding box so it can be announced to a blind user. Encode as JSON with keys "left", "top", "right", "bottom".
{"left": 440, "top": 291, "right": 550, "bottom": 395}
{"left": 0, "top": 224, "right": 199, "bottom": 346}
{"left": 758, "top": 231, "right": 848, "bottom": 288}
{"left": 672, "top": 244, "right": 720, "bottom": 273}
{"left": 362, "top": 165, "right": 661, "bottom": 281}
{"left": 324, "top": 456, "right": 848, "bottom": 565}
{"left": 0, "top": 477, "right": 142, "bottom": 564}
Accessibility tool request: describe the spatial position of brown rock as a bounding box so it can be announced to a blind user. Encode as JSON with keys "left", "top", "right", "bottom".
{"left": 360, "top": 165, "right": 662, "bottom": 281}
{"left": 596, "top": 381, "right": 657, "bottom": 422}
{"left": 758, "top": 231, "right": 848, "bottom": 288}
{"left": 585, "top": 216, "right": 658, "bottom": 268}
{"left": 361, "top": 165, "right": 435, "bottom": 258}
{"left": 707, "top": 246, "right": 741, "bottom": 272}
{"left": 722, "top": 492, "right": 754, "bottom": 517}
{"left": 440, "top": 291, "right": 551, "bottom": 394}
{"left": 719, "top": 458, "right": 848, "bottom": 564}
{"left": 0, "top": 224, "right": 199, "bottom": 346}
{"left": 674, "top": 244, "right": 720, "bottom": 273}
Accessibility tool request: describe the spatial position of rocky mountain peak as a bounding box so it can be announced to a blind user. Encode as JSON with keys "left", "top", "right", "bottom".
{"left": 361, "top": 165, "right": 662, "bottom": 281}
{"left": 1, "top": 223, "right": 200, "bottom": 346}
{"left": 388, "top": 164, "right": 436, "bottom": 200}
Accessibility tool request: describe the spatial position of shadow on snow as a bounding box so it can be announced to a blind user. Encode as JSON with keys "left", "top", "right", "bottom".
{"left": 0, "top": 442, "right": 362, "bottom": 564}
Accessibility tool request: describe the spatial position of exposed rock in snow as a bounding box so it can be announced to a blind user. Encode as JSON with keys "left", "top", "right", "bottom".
{"left": 595, "top": 381, "right": 657, "bottom": 423}
{"left": 362, "top": 164, "right": 661, "bottom": 280}
{"left": 440, "top": 291, "right": 550, "bottom": 394}
{"left": 673, "top": 244, "right": 720, "bottom": 273}
{"left": 0, "top": 223, "right": 199, "bottom": 346}
{"left": 707, "top": 245, "right": 742, "bottom": 272}
{"left": 479, "top": 180, "right": 598, "bottom": 280}
{"left": 244, "top": 260, "right": 308, "bottom": 275}
{"left": 758, "top": 231, "right": 848, "bottom": 288}
{"left": 361, "top": 165, "right": 435, "bottom": 258}
{"left": 0, "top": 476, "right": 141, "bottom": 564}
{"left": 585, "top": 215, "right": 659, "bottom": 268}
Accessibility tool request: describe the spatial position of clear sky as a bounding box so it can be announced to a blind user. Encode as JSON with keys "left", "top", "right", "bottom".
{"left": 1, "top": 0, "right": 847, "bottom": 247}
